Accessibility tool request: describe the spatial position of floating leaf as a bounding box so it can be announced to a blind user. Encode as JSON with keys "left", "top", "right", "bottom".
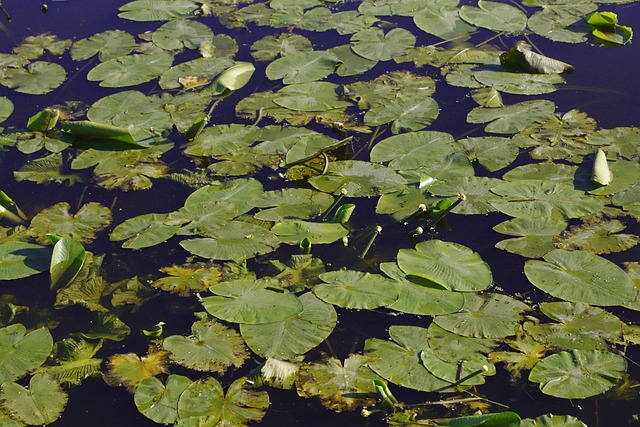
{"left": 29, "top": 202, "right": 112, "bottom": 245}
{"left": 240, "top": 292, "right": 336, "bottom": 359}
{"left": 152, "top": 262, "right": 223, "bottom": 296}
{"left": 421, "top": 346, "right": 495, "bottom": 387}
{"left": 0, "top": 242, "right": 52, "bottom": 280}
{"left": 433, "top": 293, "right": 529, "bottom": 339}
{"left": 252, "top": 188, "right": 333, "bottom": 221}
{"left": 365, "top": 325, "right": 449, "bottom": 392}
{"left": 163, "top": 320, "right": 249, "bottom": 374}
{"left": 350, "top": 27, "right": 415, "bottom": 62}
{"left": 214, "top": 61, "right": 255, "bottom": 92}
{"left": 266, "top": 50, "right": 338, "bottom": 84}
{"left": 135, "top": 374, "right": 192, "bottom": 424}
{"left": 414, "top": 6, "right": 476, "bottom": 40}
{"left": 13, "top": 34, "right": 71, "bottom": 59}
{"left": 0, "top": 374, "right": 67, "bottom": 425}
{"left": 296, "top": 355, "right": 380, "bottom": 412}
{"left": 0, "top": 325, "right": 53, "bottom": 383}
{"left": 87, "top": 52, "right": 173, "bottom": 87}
{"left": 459, "top": 0, "right": 527, "bottom": 33}
{"left": 200, "top": 278, "right": 303, "bottom": 324}
{"left": 467, "top": 100, "right": 556, "bottom": 134}
{"left": 489, "top": 333, "right": 548, "bottom": 380}
{"left": 309, "top": 160, "right": 407, "bottom": 197}
{"left": 529, "top": 349, "right": 626, "bottom": 399}
{"left": 364, "top": 93, "right": 439, "bottom": 134}
{"left": 427, "top": 323, "right": 500, "bottom": 364}
{"left": 521, "top": 414, "right": 587, "bottom": 427}
{"left": 251, "top": 33, "right": 313, "bottom": 61}
{"left": 528, "top": 4, "right": 594, "bottom": 44}
{"left": 271, "top": 221, "right": 349, "bottom": 246}
{"left": 524, "top": 249, "right": 636, "bottom": 306}
{"left": 37, "top": 337, "right": 103, "bottom": 386}
{"left": 274, "top": 81, "right": 352, "bottom": 112}
{"left": 119, "top": 0, "right": 198, "bottom": 21}
{"left": 180, "top": 221, "right": 279, "bottom": 260}
{"left": 473, "top": 69, "right": 565, "bottom": 95}
{"left": 152, "top": 19, "right": 213, "bottom": 50}
{"left": 428, "top": 176, "right": 502, "bottom": 215}
{"left": 106, "top": 350, "right": 170, "bottom": 391}
{"left": 185, "top": 178, "right": 263, "bottom": 215}
{"left": 397, "top": 240, "right": 492, "bottom": 292}
{"left": 500, "top": 41, "right": 574, "bottom": 74}
{"left": 0, "top": 61, "right": 66, "bottom": 95}
{"left": 313, "top": 270, "right": 398, "bottom": 310}
{"left": 0, "top": 97, "right": 14, "bottom": 124}
{"left": 553, "top": 219, "right": 639, "bottom": 254}
{"left": 110, "top": 213, "right": 179, "bottom": 249}
{"left": 493, "top": 217, "right": 567, "bottom": 258}
{"left": 370, "top": 131, "right": 455, "bottom": 170}
{"left": 71, "top": 30, "right": 136, "bottom": 61}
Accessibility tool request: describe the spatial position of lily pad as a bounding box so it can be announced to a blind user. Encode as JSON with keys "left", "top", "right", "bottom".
{"left": 272, "top": 221, "right": 349, "bottom": 245}
{"left": 296, "top": 355, "right": 380, "bottom": 412}
{"left": 110, "top": 213, "right": 180, "bottom": 249}
{"left": 0, "top": 96, "right": 14, "bottom": 123}
{"left": 309, "top": 160, "right": 407, "bottom": 197}
{"left": 553, "top": 219, "right": 639, "bottom": 254}
{"left": 459, "top": 0, "right": 527, "bottom": 33}
{"left": 87, "top": 52, "right": 173, "bottom": 87}
{"left": 473, "top": 69, "right": 565, "bottom": 95}
{"left": 414, "top": 6, "right": 476, "bottom": 40}
{"left": 163, "top": 320, "right": 249, "bottom": 374}
{"left": 397, "top": 240, "right": 492, "bottom": 292}
{"left": 251, "top": 33, "right": 313, "bottom": 61}
{"left": 152, "top": 262, "right": 223, "bottom": 296}
{"left": 370, "top": 131, "right": 455, "bottom": 170}
{"left": 467, "top": 100, "right": 556, "bottom": 134}
{"left": 524, "top": 249, "right": 636, "bottom": 306}
{"left": 252, "top": 188, "right": 333, "bottom": 221}
{"left": 118, "top": 0, "right": 198, "bottom": 21}
{"left": 29, "top": 202, "right": 112, "bottom": 245}
{"left": 240, "top": 292, "right": 336, "bottom": 359}
{"left": 365, "top": 325, "right": 450, "bottom": 392}
{"left": 0, "top": 242, "right": 53, "bottom": 280}
{"left": 185, "top": 178, "right": 263, "bottom": 215}
{"left": 274, "top": 82, "right": 352, "bottom": 112}
{"left": 0, "top": 325, "right": 53, "bottom": 383}
{"left": 180, "top": 221, "right": 279, "bottom": 260}
{"left": 0, "top": 374, "right": 67, "bottom": 425}
{"left": 152, "top": 19, "right": 213, "bottom": 51}
{"left": 135, "top": 374, "right": 192, "bottom": 424}
{"left": 200, "top": 278, "right": 303, "bottom": 324}
{"left": 266, "top": 50, "right": 338, "bottom": 84}
{"left": 364, "top": 93, "right": 439, "bottom": 134}
{"left": 71, "top": 30, "right": 136, "bottom": 62}
{"left": 49, "top": 236, "right": 86, "bottom": 291}
{"left": 529, "top": 349, "right": 626, "bottom": 399}
{"left": 493, "top": 217, "right": 567, "bottom": 258}
{"left": 0, "top": 61, "right": 66, "bottom": 95}
{"left": 350, "top": 27, "right": 415, "bottom": 62}
{"left": 313, "top": 270, "right": 399, "bottom": 310}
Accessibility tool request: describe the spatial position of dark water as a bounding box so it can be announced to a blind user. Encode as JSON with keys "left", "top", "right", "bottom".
{"left": 1, "top": 1, "right": 640, "bottom": 426}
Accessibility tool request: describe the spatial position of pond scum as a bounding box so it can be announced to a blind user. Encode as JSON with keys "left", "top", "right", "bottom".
{"left": 0, "top": 0, "right": 640, "bottom": 426}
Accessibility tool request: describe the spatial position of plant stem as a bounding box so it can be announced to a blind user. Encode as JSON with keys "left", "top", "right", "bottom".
{"left": 319, "top": 187, "right": 348, "bottom": 222}
{"left": 424, "top": 194, "right": 466, "bottom": 230}
{"left": 359, "top": 225, "right": 382, "bottom": 260}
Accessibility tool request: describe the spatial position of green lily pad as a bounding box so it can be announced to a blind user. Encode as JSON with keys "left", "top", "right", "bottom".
{"left": 135, "top": 374, "right": 192, "bottom": 424}
{"left": 71, "top": 30, "right": 136, "bottom": 62}
{"left": 524, "top": 249, "right": 636, "bottom": 306}
{"left": 272, "top": 221, "right": 349, "bottom": 245}
{"left": 185, "top": 178, "right": 263, "bottom": 215}
{"left": 553, "top": 219, "right": 639, "bottom": 254}
{"left": 381, "top": 262, "right": 465, "bottom": 316}
{"left": 521, "top": 414, "right": 587, "bottom": 427}
{"left": 0, "top": 243, "right": 53, "bottom": 280}
{"left": 266, "top": 50, "right": 338, "bottom": 84}
{"left": 473, "top": 69, "right": 565, "bottom": 95}
{"left": 13, "top": 34, "right": 71, "bottom": 59}
{"left": 152, "top": 262, "right": 222, "bottom": 296}
{"left": 428, "top": 176, "right": 502, "bottom": 215}
{"left": 105, "top": 350, "right": 170, "bottom": 390}
{"left": 414, "top": 6, "right": 476, "bottom": 40}
{"left": 364, "top": 93, "right": 439, "bottom": 134}
{"left": 180, "top": 221, "right": 279, "bottom": 260}
{"left": 529, "top": 349, "right": 626, "bottom": 399}
{"left": 28, "top": 202, "right": 112, "bottom": 245}
{"left": 365, "top": 325, "right": 450, "bottom": 392}
{"left": 467, "top": 100, "right": 556, "bottom": 134}
{"left": 159, "top": 56, "right": 234, "bottom": 90}
{"left": 0, "top": 374, "right": 67, "bottom": 425}
{"left": 110, "top": 213, "right": 180, "bottom": 249}
{"left": 163, "top": 320, "right": 248, "bottom": 374}
{"left": 309, "top": 160, "right": 407, "bottom": 197}
{"left": 118, "top": 0, "right": 198, "bottom": 21}
{"left": 251, "top": 33, "right": 313, "bottom": 61}
{"left": 152, "top": 19, "right": 213, "bottom": 50}
{"left": 350, "top": 27, "right": 415, "bottom": 62}
{"left": 200, "top": 278, "right": 303, "bottom": 324}
{"left": 313, "top": 270, "right": 399, "bottom": 310}
{"left": 166, "top": 200, "right": 238, "bottom": 236}
{"left": 240, "top": 292, "right": 336, "bottom": 359}
{"left": 490, "top": 180, "right": 604, "bottom": 220}
{"left": 433, "top": 293, "right": 529, "bottom": 339}
{"left": 87, "top": 52, "right": 173, "bottom": 87}
{"left": 528, "top": 4, "right": 595, "bottom": 44}
{"left": 252, "top": 188, "right": 333, "bottom": 221}
{"left": 370, "top": 131, "right": 455, "bottom": 170}
{"left": 0, "top": 61, "right": 66, "bottom": 95}
{"left": 296, "top": 355, "right": 380, "bottom": 412}
{"left": 420, "top": 346, "right": 495, "bottom": 387}
{"left": 459, "top": 0, "right": 527, "bottom": 33}
{"left": 397, "top": 240, "right": 492, "bottom": 292}
{"left": 0, "top": 325, "right": 53, "bottom": 383}
{"left": 455, "top": 137, "right": 519, "bottom": 172}
{"left": 427, "top": 323, "right": 500, "bottom": 363}
{"left": 330, "top": 44, "right": 378, "bottom": 77}
{"left": 493, "top": 217, "right": 567, "bottom": 258}
{"left": 0, "top": 96, "right": 14, "bottom": 123}
{"left": 274, "top": 81, "right": 352, "bottom": 112}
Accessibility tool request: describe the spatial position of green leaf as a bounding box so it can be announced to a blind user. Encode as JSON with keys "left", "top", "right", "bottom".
{"left": 152, "top": 19, "right": 213, "bottom": 50}
{"left": 473, "top": 69, "right": 565, "bottom": 95}
{"left": 0, "top": 61, "right": 66, "bottom": 95}
{"left": 252, "top": 188, "right": 333, "bottom": 221}
{"left": 397, "top": 240, "right": 492, "bottom": 292}
{"left": 135, "top": 374, "right": 192, "bottom": 424}
{"left": 266, "top": 50, "right": 338, "bottom": 84}
{"left": 0, "top": 96, "right": 13, "bottom": 124}
{"left": 433, "top": 293, "right": 529, "bottom": 339}
{"left": 251, "top": 33, "right": 313, "bottom": 61}
{"left": 520, "top": 414, "right": 587, "bottom": 427}
{"left": 71, "top": 30, "right": 136, "bottom": 61}
{"left": 200, "top": 278, "right": 303, "bottom": 324}
{"left": 529, "top": 350, "right": 626, "bottom": 399}
{"left": 61, "top": 120, "right": 140, "bottom": 145}
{"left": 313, "top": 270, "right": 399, "bottom": 310}
{"left": 365, "top": 325, "right": 450, "bottom": 392}
{"left": 467, "top": 100, "right": 556, "bottom": 134}
{"left": 50, "top": 237, "right": 86, "bottom": 291}
{"left": 370, "top": 130, "right": 456, "bottom": 170}
{"left": 271, "top": 221, "right": 349, "bottom": 245}
{"left": 274, "top": 81, "right": 352, "bottom": 112}
{"left": 524, "top": 249, "right": 636, "bottom": 306}
{"left": 14, "top": 153, "right": 84, "bottom": 186}
{"left": 350, "top": 27, "right": 415, "bottom": 61}
{"left": 163, "top": 320, "right": 249, "bottom": 374}
{"left": 553, "top": 219, "right": 639, "bottom": 255}
{"left": 29, "top": 202, "right": 112, "bottom": 245}
{"left": 110, "top": 213, "right": 180, "bottom": 249}
{"left": 528, "top": 4, "right": 594, "bottom": 44}
{"left": 500, "top": 41, "right": 574, "bottom": 74}
{"left": 27, "top": 108, "right": 59, "bottom": 132}
{"left": 436, "top": 412, "right": 521, "bottom": 427}
{"left": 0, "top": 325, "right": 53, "bottom": 383}
{"left": 165, "top": 200, "right": 237, "bottom": 236}
{"left": 364, "top": 93, "right": 439, "bottom": 134}
{"left": 180, "top": 221, "right": 279, "bottom": 260}
{"left": 240, "top": 292, "right": 336, "bottom": 359}
{"left": 493, "top": 217, "right": 566, "bottom": 258}
{"left": 297, "top": 355, "right": 380, "bottom": 412}
{"left": 87, "top": 52, "right": 173, "bottom": 87}
{"left": 309, "top": 160, "right": 407, "bottom": 197}
{"left": 185, "top": 178, "right": 263, "bottom": 215}
{"left": 459, "top": 0, "right": 527, "bottom": 33}
{"left": 0, "top": 243, "right": 52, "bottom": 280}
{"left": 0, "top": 374, "right": 67, "bottom": 425}
{"left": 119, "top": 0, "right": 198, "bottom": 21}
{"left": 414, "top": 6, "right": 476, "bottom": 40}
{"left": 106, "top": 350, "right": 170, "bottom": 390}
